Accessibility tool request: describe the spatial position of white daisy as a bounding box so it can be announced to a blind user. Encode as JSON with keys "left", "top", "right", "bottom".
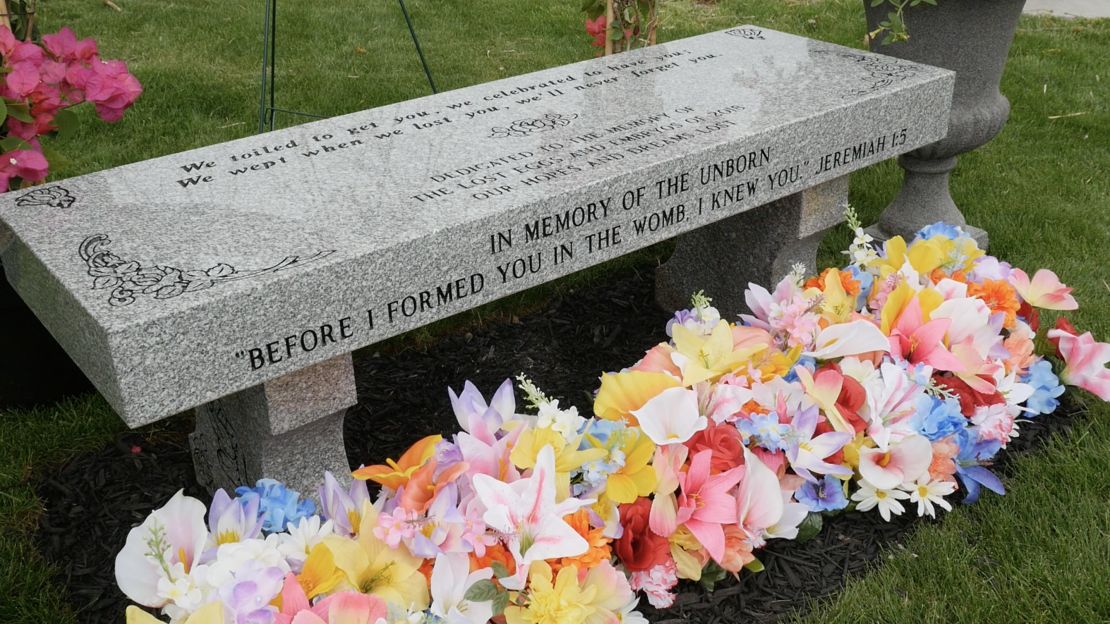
{"left": 851, "top": 479, "right": 910, "bottom": 522}
{"left": 909, "top": 478, "right": 957, "bottom": 518}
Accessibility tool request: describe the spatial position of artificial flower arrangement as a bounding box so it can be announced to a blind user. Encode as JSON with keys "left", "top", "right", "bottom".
{"left": 116, "top": 212, "right": 1109, "bottom": 624}
{"left": 0, "top": 25, "right": 141, "bottom": 192}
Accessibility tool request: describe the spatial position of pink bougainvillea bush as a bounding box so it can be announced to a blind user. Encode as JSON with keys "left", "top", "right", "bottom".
{"left": 116, "top": 214, "right": 1109, "bottom": 624}
{"left": 0, "top": 26, "right": 141, "bottom": 191}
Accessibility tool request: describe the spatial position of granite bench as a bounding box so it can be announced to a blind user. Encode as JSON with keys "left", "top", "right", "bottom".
{"left": 0, "top": 26, "right": 952, "bottom": 497}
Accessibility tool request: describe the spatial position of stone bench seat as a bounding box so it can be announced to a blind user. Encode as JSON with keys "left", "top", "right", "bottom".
{"left": 0, "top": 26, "right": 953, "bottom": 496}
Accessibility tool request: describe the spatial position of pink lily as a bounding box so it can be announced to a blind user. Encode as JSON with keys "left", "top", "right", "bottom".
{"left": 735, "top": 447, "right": 783, "bottom": 549}
{"left": 1009, "top": 268, "right": 1078, "bottom": 310}
{"left": 456, "top": 426, "right": 521, "bottom": 483}
{"left": 1046, "top": 327, "right": 1110, "bottom": 400}
{"left": 888, "top": 297, "right": 964, "bottom": 371}
{"left": 471, "top": 445, "right": 593, "bottom": 590}
{"left": 858, "top": 434, "right": 932, "bottom": 490}
{"left": 675, "top": 449, "right": 743, "bottom": 563}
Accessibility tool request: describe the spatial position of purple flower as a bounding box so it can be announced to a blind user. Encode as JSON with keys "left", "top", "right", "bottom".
{"left": 795, "top": 475, "right": 848, "bottom": 512}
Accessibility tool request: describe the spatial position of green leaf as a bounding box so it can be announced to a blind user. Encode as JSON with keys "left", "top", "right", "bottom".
{"left": 0, "top": 98, "right": 7, "bottom": 126}
{"left": 796, "top": 512, "right": 824, "bottom": 542}
{"left": 744, "top": 557, "right": 766, "bottom": 573}
{"left": 698, "top": 561, "right": 728, "bottom": 592}
{"left": 0, "top": 136, "right": 32, "bottom": 153}
{"left": 871, "top": 0, "right": 886, "bottom": 6}
{"left": 53, "top": 108, "right": 80, "bottom": 139}
{"left": 492, "top": 591, "right": 509, "bottom": 616}
{"left": 490, "top": 561, "right": 510, "bottom": 579}
{"left": 609, "top": 28, "right": 624, "bottom": 41}
{"left": 7, "top": 102, "right": 32, "bottom": 123}
{"left": 464, "top": 579, "right": 500, "bottom": 603}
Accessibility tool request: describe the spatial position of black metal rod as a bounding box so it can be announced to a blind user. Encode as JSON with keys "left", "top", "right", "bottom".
{"left": 257, "top": 0, "right": 274, "bottom": 133}
{"left": 268, "top": 0, "right": 279, "bottom": 131}
{"left": 398, "top": 0, "right": 437, "bottom": 93}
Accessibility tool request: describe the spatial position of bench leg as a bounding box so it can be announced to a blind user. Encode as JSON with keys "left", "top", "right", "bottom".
{"left": 190, "top": 353, "right": 356, "bottom": 500}
{"left": 656, "top": 175, "right": 849, "bottom": 318}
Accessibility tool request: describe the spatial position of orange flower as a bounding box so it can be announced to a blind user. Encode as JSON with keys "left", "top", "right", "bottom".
{"left": 550, "top": 510, "right": 612, "bottom": 575}
{"left": 397, "top": 459, "right": 469, "bottom": 513}
{"left": 805, "top": 267, "right": 860, "bottom": 296}
{"left": 719, "top": 525, "right": 755, "bottom": 574}
{"left": 968, "top": 279, "right": 1021, "bottom": 329}
{"left": 471, "top": 541, "right": 516, "bottom": 578}
{"left": 352, "top": 434, "right": 442, "bottom": 489}
{"left": 928, "top": 437, "right": 959, "bottom": 483}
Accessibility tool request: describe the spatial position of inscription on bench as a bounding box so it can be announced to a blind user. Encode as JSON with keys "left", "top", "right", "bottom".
{"left": 0, "top": 26, "right": 953, "bottom": 425}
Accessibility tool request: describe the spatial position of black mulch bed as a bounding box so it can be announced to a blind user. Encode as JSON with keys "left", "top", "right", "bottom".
{"left": 35, "top": 265, "right": 1085, "bottom": 624}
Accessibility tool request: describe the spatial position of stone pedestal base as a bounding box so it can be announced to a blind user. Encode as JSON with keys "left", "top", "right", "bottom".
{"left": 190, "top": 353, "right": 356, "bottom": 499}
{"left": 656, "top": 176, "right": 850, "bottom": 318}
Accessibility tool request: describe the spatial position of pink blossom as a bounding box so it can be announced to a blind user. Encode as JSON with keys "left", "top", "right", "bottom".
{"left": 1046, "top": 326, "right": 1110, "bottom": 400}
{"left": 373, "top": 506, "right": 420, "bottom": 548}
{"left": 6, "top": 61, "right": 41, "bottom": 97}
{"left": 629, "top": 560, "right": 678, "bottom": 609}
{"left": 85, "top": 59, "right": 142, "bottom": 122}
{"left": 42, "top": 27, "right": 98, "bottom": 61}
{"left": 0, "top": 149, "right": 49, "bottom": 191}
{"left": 971, "top": 404, "right": 1016, "bottom": 447}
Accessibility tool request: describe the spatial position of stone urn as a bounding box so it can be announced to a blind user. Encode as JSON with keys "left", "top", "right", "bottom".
{"left": 863, "top": 0, "right": 1026, "bottom": 247}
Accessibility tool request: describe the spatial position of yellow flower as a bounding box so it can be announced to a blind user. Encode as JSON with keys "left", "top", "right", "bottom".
{"left": 841, "top": 432, "right": 875, "bottom": 470}
{"left": 669, "top": 526, "right": 707, "bottom": 581}
{"left": 879, "top": 281, "right": 943, "bottom": 335}
{"left": 297, "top": 543, "right": 345, "bottom": 600}
{"left": 869, "top": 235, "right": 948, "bottom": 278}
{"left": 590, "top": 428, "right": 656, "bottom": 505}
{"left": 594, "top": 370, "right": 681, "bottom": 424}
{"left": 505, "top": 562, "right": 597, "bottom": 624}
{"left": 323, "top": 502, "right": 430, "bottom": 611}
{"left": 672, "top": 321, "right": 766, "bottom": 386}
{"left": 511, "top": 428, "right": 606, "bottom": 500}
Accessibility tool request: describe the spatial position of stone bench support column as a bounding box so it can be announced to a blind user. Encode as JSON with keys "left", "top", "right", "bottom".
{"left": 656, "top": 175, "right": 849, "bottom": 318}
{"left": 190, "top": 353, "right": 355, "bottom": 498}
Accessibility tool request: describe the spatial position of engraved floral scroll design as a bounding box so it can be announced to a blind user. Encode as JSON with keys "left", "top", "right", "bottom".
{"left": 488, "top": 113, "right": 578, "bottom": 139}
{"left": 79, "top": 234, "right": 335, "bottom": 307}
{"left": 16, "top": 186, "right": 76, "bottom": 209}
{"left": 725, "top": 27, "right": 765, "bottom": 40}
{"left": 836, "top": 51, "right": 921, "bottom": 97}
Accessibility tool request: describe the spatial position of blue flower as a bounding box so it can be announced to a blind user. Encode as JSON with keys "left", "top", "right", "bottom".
{"left": 910, "top": 394, "right": 968, "bottom": 441}
{"left": 915, "top": 222, "right": 964, "bottom": 241}
{"left": 1021, "top": 359, "right": 1065, "bottom": 416}
{"left": 795, "top": 475, "right": 848, "bottom": 512}
{"left": 235, "top": 478, "right": 316, "bottom": 533}
{"left": 737, "top": 412, "right": 791, "bottom": 451}
{"left": 783, "top": 356, "right": 816, "bottom": 384}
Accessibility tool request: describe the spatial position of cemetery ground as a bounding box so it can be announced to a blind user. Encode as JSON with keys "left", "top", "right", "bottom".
{"left": 1, "top": 0, "right": 1106, "bottom": 622}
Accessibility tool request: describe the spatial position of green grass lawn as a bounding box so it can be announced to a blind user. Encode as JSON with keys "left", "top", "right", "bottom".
{"left": 1, "top": 0, "right": 1107, "bottom": 622}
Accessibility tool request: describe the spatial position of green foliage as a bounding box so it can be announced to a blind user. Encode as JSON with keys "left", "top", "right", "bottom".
{"left": 867, "top": 0, "right": 938, "bottom": 44}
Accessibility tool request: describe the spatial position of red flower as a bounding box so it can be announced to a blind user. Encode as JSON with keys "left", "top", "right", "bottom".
{"left": 936, "top": 374, "right": 1005, "bottom": 417}
{"left": 685, "top": 419, "right": 745, "bottom": 474}
{"left": 1017, "top": 300, "right": 1039, "bottom": 332}
{"left": 615, "top": 498, "right": 671, "bottom": 572}
{"left": 585, "top": 15, "right": 607, "bottom": 48}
